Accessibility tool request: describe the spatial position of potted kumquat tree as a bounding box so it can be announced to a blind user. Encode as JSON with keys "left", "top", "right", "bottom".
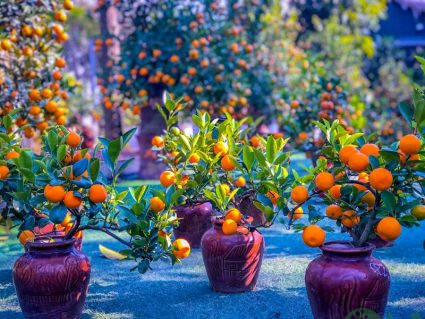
{"left": 10, "top": 127, "right": 190, "bottom": 319}
{"left": 279, "top": 116, "right": 425, "bottom": 318}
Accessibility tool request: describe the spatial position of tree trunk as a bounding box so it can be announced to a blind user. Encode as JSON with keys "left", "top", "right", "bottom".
{"left": 138, "top": 96, "right": 166, "bottom": 179}
{"left": 99, "top": 5, "right": 122, "bottom": 140}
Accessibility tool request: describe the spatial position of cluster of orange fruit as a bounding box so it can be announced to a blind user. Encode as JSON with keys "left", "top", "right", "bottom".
{"left": 290, "top": 133, "right": 423, "bottom": 248}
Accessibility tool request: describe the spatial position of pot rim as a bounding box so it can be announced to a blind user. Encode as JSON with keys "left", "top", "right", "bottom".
{"left": 320, "top": 240, "right": 376, "bottom": 254}
{"left": 26, "top": 235, "right": 76, "bottom": 250}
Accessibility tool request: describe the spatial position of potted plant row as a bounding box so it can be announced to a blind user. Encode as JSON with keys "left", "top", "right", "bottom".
{"left": 0, "top": 114, "right": 191, "bottom": 318}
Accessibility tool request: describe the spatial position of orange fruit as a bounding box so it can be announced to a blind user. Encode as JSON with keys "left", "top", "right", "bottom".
{"left": 0, "top": 166, "right": 10, "bottom": 179}
{"left": 291, "top": 186, "right": 308, "bottom": 204}
{"left": 150, "top": 196, "right": 165, "bottom": 212}
{"left": 55, "top": 57, "right": 66, "bottom": 68}
{"left": 250, "top": 136, "right": 261, "bottom": 148}
{"left": 55, "top": 10, "right": 67, "bottom": 22}
{"left": 411, "top": 205, "right": 425, "bottom": 221}
{"left": 302, "top": 225, "right": 325, "bottom": 247}
{"left": 44, "top": 184, "right": 66, "bottom": 203}
{"left": 376, "top": 217, "right": 401, "bottom": 241}
{"left": 46, "top": 100, "right": 58, "bottom": 113}
{"left": 291, "top": 207, "right": 303, "bottom": 220}
{"left": 88, "top": 184, "right": 107, "bottom": 203}
{"left": 348, "top": 152, "right": 369, "bottom": 172}
{"left": 341, "top": 210, "right": 360, "bottom": 228}
{"left": 172, "top": 239, "right": 191, "bottom": 259}
{"left": 53, "top": 70, "right": 62, "bottom": 81}
{"left": 369, "top": 168, "right": 393, "bottom": 191}
{"left": 221, "top": 155, "right": 235, "bottom": 171}
{"left": 225, "top": 208, "right": 242, "bottom": 223}
{"left": 1, "top": 39, "right": 12, "bottom": 51}
{"left": 151, "top": 136, "right": 164, "bottom": 147}
{"left": 189, "top": 153, "right": 200, "bottom": 164}
{"left": 19, "top": 230, "right": 35, "bottom": 245}
{"left": 329, "top": 185, "right": 341, "bottom": 199}
{"left": 222, "top": 219, "right": 237, "bottom": 235}
{"left": 6, "top": 150, "right": 19, "bottom": 160}
{"left": 66, "top": 132, "right": 81, "bottom": 147}
{"left": 360, "top": 143, "right": 380, "bottom": 157}
{"left": 361, "top": 191, "right": 376, "bottom": 207}
{"left": 291, "top": 100, "right": 299, "bottom": 109}
{"left": 73, "top": 150, "right": 91, "bottom": 162}
{"left": 326, "top": 204, "right": 343, "bottom": 220}
{"left": 213, "top": 141, "right": 228, "bottom": 155}
{"left": 24, "top": 127, "right": 34, "bottom": 139}
{"left": 339, "top": 145, "right": 358, "bottom": 164}
{"left": 267, "top": 190, "right": 279, "bottom": 205}
{"left": 64, "top": 191, "right": 82, "bottom": 208}
{"left": 234, "top": 176, "right": 246, "bottom": 187}
{"left": 29, "top": 105, "right": 41, "bottom": 116}
{"left": 160, "top": 171, "right": 176, "bottom": 187}
{"left": 399, "top": 134, "right": 421, "bottom": 155}
{"left": 315, "top": 172, "right": 334, "bottom": 191}
{"left": 41, "top": 88, "right": 53, "bottom": 99}
{"left": 64, "top": 0, "right": 74, "bottom": 10}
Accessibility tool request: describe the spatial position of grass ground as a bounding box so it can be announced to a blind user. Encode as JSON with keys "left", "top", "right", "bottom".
{"left": 1, "top": 221, "right": 425, "bottom": 319}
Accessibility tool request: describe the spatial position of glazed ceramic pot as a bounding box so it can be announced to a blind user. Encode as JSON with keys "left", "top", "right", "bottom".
{"left": 237, "top": 196, "right": 267, "bottom": 227}
{"left": 13, "top": 236, "right": 91, "bottom": 319}
{"left": 201, "top": 217, "right": 265, "bottom": 293}
{"left": 305, "top": 241, "right": 390, "bottom": 319}
{"left": 173, "top": 202, "right": 213, "bottom": 248}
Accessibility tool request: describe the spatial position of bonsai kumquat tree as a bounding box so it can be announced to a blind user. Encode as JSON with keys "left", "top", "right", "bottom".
{"left": 285, "top": 118, "right": 425, "bottom": 248}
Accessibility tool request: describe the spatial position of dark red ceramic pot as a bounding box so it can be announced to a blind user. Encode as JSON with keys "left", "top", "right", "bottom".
{"left": 201, "top": 217, "right": 265, "bottom": 293}
{"left": 173, "top": 202, "right": 213, "bottom": 248}
{"left": 305, "top": 241, "right": 390, "bottom": 319}
{"left": 13, "top": 236, "right": 91, "bottom": 319}
{"left": 237, "top": 197, "right": 267, "bottom": 227}
{"left": 32, "top": 232, "right": 83, "bottom": 252}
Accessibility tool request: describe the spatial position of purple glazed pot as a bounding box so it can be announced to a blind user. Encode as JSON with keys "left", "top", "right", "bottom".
{"left": 201, "top": 217, "right": 265, "bottom": 293}
{"left": 173, "top": 202, "right": 213, "bottom": 248}
{"left": 13, "top": 236, "right": 91, "bottom": 319}
{"left": 305, "top": 241, "right": 390, "bottom": 319}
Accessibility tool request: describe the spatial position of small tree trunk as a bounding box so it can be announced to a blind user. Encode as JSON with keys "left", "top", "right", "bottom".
{"left": 138, "top": 96, "right": 166, "bottom": 179}
{"left": 99, "top": 5, "right": 122, "bottom": 140}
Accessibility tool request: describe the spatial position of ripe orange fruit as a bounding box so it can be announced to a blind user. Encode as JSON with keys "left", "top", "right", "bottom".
{"left": 341, "top": 210, "right": 360, "bottom": 228}
{"left": 24, "top": 127, "right": 34, "bottom": 138}
{"left": 369, "top": 168, "right": 393, "bottom": 191}
{"left": 360, "top": 143, "right": 380, "bottom": 157}
{"left": 399, "top": 134, "right": 421, "bottom": 155}
{"left": 225, "top": 208, "right": 242, "bottom": 223}
{"left": 326, "top": 205, "right": 343, "bottom": 220}
{"left": 348, "top": 152, "right": 369, "bottom": 172}
{"left": 221, "top": 155, "right": 235, "bottom": 171}
{"left": 73, "top": 151, "right": 91, "bottom": 162}
{"left": 151, "top": 136, "right": 164, "bottom": 147}
{"left": 150, "top": 196, "right": 165, "bottom": 212}
{"left": 315, "top": 172, "right": 335, "bottom": 191}
{"left": 302, "top": 225, "right": 325, "bottom": 247}
{"left": 19, "top": 230, "right": 35, "bottom": 245}
{"left": 189, "top": 153, "right": 200, "bottom": 164}
{"left": 0, "top": 166, "right": 10, "bottom": 179}
{"left": 55, "top": 10, "right": 67, "bottom": 22}
{"left": 376, "top": 217, "right": 401, "bottom": 241}
{"left": 55, "top": 57, "right": 66, "bottom": 68}
{"left": 53, "top": 70, "right": 62, "bottom": 81}
{"left": 222, "top": 219, "right": 237, "bottom": 235}
{"left": 160, "top": 171, "right": 176, "bottom": 187}
{"left": 6, "top": 150, "right": 19, "bottom": 160}
{"left": 66, "top": 132, "right": 81, "bottom": 147}
{"left": 29, "top": 105, "right": 41, "bottom": 116}
{"left": 46, "top": 100, "right": 58, "bottom": 113}
{"left": 339, "top": 145, "right": 358, "bottom": 164}
{"left": 41, "top": 88, "right": 53, "bottom": 99}
{"left": 64, "top": 0, "right": 74, "bottom": 10}
{"left": 361, "top": 191, "right": 376, "bottom": 207}
{"left": 291, "top": 100, "right": 299, "bottom": 109}
{"left": 234, "top": 176, "right": 246, "bottom": 187}
{"left": 1, "top": 39, "right": 12, "bottom": 51}
{"left": 267, "top": 190, "right": 279, "bottom": 205}
{"left": 44, "top": 184, "right": 66, "bottom": 203}
{"left": 88, "top": 184, "right": 107, "bottom": 203}
{"left": 172, "top": 239, "right": 191, "bottom": 259}
{"left": 329, "top": 185, "right": 341, "bottom": 199}
{"left": 291, "top": 207, "right": 303, "bottom": 220}
{"left": 64, "top": 191, "right": 82, "bottom": 208}
{"left": 213, "top": 141, "right": 229, "bottom": 155}
{"left": 411, "top": 205, "right": 425, "bottom": 221}
{"left": 291, "top": 186, "right": 308, "bottom": 203}
{"left": 250, "top": 136, "right": 261, "bottom": 148}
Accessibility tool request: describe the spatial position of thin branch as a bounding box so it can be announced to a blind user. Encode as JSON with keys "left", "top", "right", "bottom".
{"left": 78, "top": 225, "right": 132, "bottom": 248}
{"left": 287, "top": 190, "right": 324, "bottom": 229}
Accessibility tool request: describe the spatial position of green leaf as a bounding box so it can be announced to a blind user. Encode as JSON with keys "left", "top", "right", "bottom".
{"left": 47, "top": 130, "right": 58, "bottom": 153}
{"left": 49, "top": 204, "right": 67, "bottom": 224}
{"left": 89, "top": 158, "right": 100, "bottom": 181}
{"left": 381, "top": 191, "right": 396, "bottom": 212}
{"left": 399, "top": 102, "right": 414, "bottom": 125}
{"left": 2, "top": 115, "right": 12, "bottom": 130}
{"left": 57, "top": 145, "right": 67, "bottom": 162}
{"left": 18, "top": 151, "right": 32, "bottom": 170}
{"left": 266, "top": 136, "right": 277, "bottom": 163}
{"left": 242, "top": 145, "right": 254, "bottom": 171}
{"left": 122, "top": 128, "right": 137, "bottom": 147}
{"left": 108, "top": 137, "right": 122, "bottom": 165}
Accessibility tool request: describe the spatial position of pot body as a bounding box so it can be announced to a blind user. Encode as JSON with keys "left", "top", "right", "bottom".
{"left": 173, "top": 202, "right": 213, "bottom": 248}
{"left": 13, "top": 237, "right": 91, "bottom": 319}
{"left": 201, "top": 218, "right": 265, "bottom": 293}
{"left": 305, "top": 241, "right": 390, "bottom": 319}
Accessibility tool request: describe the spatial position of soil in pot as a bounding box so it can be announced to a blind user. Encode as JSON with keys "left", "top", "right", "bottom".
{"left": 13, "top": 236, "right": 91, "bottom": 319}
{"left": 305, "top": 241, "right": 390, "bottom": 319}
{"left": 174, "top": 202, "right": 213, "bottom": 248}
{"left": 201, "top": 217, "right": 265, "bottom": 293}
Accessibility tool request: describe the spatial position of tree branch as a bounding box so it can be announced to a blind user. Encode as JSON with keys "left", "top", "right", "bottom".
{"left": 77, "top": 225, "right": 132, "bottom": 248}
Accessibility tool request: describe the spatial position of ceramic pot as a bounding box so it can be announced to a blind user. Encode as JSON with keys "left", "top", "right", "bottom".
{"left": 201, "top": 217, "right": 265, "bottom": 293}
{"left": 305, "top": 241, "right": 390, "bottom": 319}
{"left": 173, "top": 202, "right": 213, "bottom": 248}
{"left": 13, "top": 236, "right": 91, "bottom": 319}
